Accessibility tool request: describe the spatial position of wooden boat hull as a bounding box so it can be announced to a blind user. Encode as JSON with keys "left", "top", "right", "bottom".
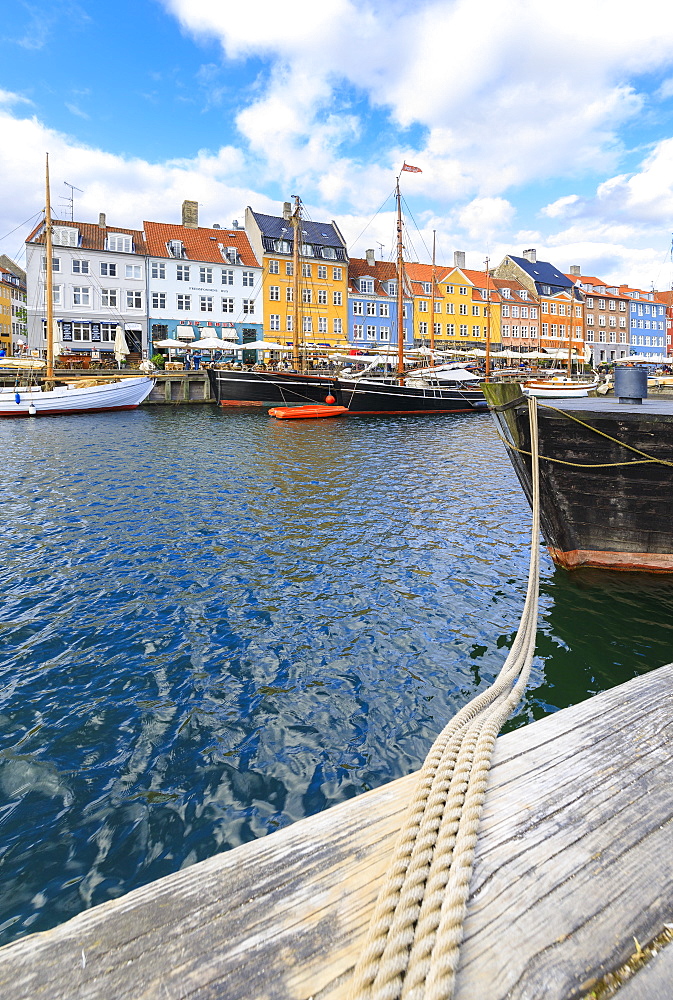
{"left": 269, "top": 405, "right": 348, "bottom": 419}
{"left": 208, "top": 369, "right": 338, "bottom": 407}
{"left": 0, "top": 376, "right": 154, "bottom": 417}
{"left": 337, "top": 378, "right": 488, "bottom": 415}
{"left": 483, "top": 382, "right": 673, "bottom": 573}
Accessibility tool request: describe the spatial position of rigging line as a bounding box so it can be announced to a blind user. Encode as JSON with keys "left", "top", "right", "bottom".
{"left": 0, "top": 210, "right": 43, "bottom": 245}
{"left": 400, "top": 194, "right": 433, "bottom": 263}
{"left": 347, "top": 188, "right": 397, "bottom": 254}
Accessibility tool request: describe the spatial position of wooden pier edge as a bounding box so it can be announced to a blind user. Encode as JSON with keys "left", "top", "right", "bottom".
{"left": 1, "top": 665, "right": 672, "bottom": 1000}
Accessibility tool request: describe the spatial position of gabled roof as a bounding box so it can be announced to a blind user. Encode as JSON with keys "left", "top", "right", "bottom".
{"left": 565, "top": 274, "right": 625, "bottom": 298}
{"left": 144, "top": 221, "right": 259, "bottom": 266}
{"left": 348, "top": 258, "right": 411, "bottom": 297}
{"left": 249, "top": 211, "right": 346, "bottom": 250}
{"left": 507, "top": 255, "right": 573, "bottom": 290}
{"left": 26, "top": 219, "right": 148, "bottom": 253}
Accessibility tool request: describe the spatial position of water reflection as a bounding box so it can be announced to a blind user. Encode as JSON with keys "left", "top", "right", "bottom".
{"left": 0, "top": 407, "right": 670, "bottom": 945}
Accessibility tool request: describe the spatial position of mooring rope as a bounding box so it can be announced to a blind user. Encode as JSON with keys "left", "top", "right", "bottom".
{"left": 349, "top": 397, "right": 541, "bottom": 1000}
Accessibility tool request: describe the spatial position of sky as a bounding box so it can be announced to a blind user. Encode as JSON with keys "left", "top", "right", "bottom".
{"left": 2, "top": 0, "right": 673, "bottom": 289}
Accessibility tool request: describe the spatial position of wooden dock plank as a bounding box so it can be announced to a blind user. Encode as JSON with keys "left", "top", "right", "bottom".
{"left": 0, "top": 665, "right": 671, "bottom": 1000}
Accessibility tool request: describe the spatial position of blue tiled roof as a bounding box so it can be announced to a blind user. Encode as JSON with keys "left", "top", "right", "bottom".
{"left": 251, "top": 211, "right": 345, "bottom": 249}
{"left": 509, "top": 255, "right": 573, "bottom": 290}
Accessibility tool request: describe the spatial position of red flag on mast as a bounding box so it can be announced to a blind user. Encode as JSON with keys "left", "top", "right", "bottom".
{"left": 401, "top": 162, "right": 422, "bottom": 173}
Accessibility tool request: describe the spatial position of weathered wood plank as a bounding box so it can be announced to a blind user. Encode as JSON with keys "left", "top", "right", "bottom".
{"left": 0, "top": 665, "right": 671, "bottom": 1000}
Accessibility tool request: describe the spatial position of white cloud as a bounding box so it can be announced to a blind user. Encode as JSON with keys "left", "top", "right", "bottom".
{"left": 0, "top": 89, "right": 32, "bottom": 107}
{"left": 457, "top": 197, "right": 515, "bottom": 241}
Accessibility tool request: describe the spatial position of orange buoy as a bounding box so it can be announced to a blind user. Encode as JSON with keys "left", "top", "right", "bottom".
{"left": 270, "top": 405, "right": 348, "bottom": 420}
{"left": 325, "top": 394, "right": 336, "bottom": 404}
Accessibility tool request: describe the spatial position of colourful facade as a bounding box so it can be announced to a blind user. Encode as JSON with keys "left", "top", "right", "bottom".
{"left": 245, "top": 206, "right": 349, "bottom": 350}
{"left": 0, "top": 269, "right": 11, "bottom": 353}
{"left": 347, "top": 256, "right": 413, "bottom": 347}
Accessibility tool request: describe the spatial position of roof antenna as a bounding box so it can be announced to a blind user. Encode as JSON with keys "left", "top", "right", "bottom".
{"left": 62, "top": 181, "right": 83, "bottom": 221}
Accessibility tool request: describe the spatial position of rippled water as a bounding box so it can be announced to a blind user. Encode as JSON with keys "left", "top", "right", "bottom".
{"left": 1, "top": 406, "right": 672, "bottom": 946}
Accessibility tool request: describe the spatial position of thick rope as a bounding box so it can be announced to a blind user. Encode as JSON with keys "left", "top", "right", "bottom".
{"left": 349, "top": 398, "right": 541, "bottom": 1000}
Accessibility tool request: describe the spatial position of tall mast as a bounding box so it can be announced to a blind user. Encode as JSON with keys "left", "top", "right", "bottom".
{"left": 430, "top": 230, "right": 436, "bottom": 364}
{"left": 484, "top": 256, "right": 491, "bottom": 380}
{"left": 45, "top": 153, "right": 54, "bottom": 381}
{"left": 566, "top": 287, "right": 574, "bottom": 378}
{"left": 291, "top": 196, "right": 301, "bottom": 371}
{"left": 396, "top": 176, "right": 405, "bottom": 382}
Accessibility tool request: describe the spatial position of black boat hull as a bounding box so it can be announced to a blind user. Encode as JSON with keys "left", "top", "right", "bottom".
{"left": 208, "top": 369, "right": 338, "bottom": 406}
{"left": 484, "top": 382, "right": 673, "bottom": 573}
{"left": 338, "top": 378, "right": 488, "bottom": 415}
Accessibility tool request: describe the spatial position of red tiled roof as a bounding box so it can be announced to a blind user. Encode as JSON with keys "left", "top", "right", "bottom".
{"left": 27, "top": 219, "right": 148, "bottom": 253}
{"left": 143, "top": 222, "right": 259, "bottom": 267}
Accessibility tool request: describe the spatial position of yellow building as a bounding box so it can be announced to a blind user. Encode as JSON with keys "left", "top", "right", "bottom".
{"left": 245, "top": 205, "right": 349, "bottom": 350}
{"left": 0, "top": 268, "right": 13, "bottom": 353}
{"left": 404, "top": 260, "right": 502, "bottom": 351}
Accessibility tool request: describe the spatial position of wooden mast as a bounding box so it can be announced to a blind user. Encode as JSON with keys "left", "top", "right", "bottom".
{"left": 291, "top": 196, "right": 301, "bottom": 372}
{"left": 566, "top": 285, "right": 574, "bottom": 378}
{"left": 45, "top": 153, "right": 54, "bottom": 381}
{"left": 430, "top": 230, "right": 436, "bottom": 364}
{"left": 395, "top": 175, "right": 405, "bottom": 383}
{"left": 484, "top": 256, "right": 491, "bottom": 380}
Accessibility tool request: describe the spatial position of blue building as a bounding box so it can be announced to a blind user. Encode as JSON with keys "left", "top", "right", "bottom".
{"left": 347, "top": 254, "right": 413, "bottom": 350}
{"left": 622, "top": 285, "right": 667, "bottom": 359}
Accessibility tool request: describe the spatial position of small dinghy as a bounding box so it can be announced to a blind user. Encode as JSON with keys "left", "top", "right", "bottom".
{"left": 268, "top": 405, "right": 348, "bottom": 420}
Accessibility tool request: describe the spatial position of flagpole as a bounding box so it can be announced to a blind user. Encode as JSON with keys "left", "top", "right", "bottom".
{"left": 396, "top": 174, "right": 405, "bottom": 383}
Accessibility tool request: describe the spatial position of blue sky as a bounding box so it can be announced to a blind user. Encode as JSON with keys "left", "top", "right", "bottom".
{"left": 2, "top": 0, "right": 673, "bottom": 288}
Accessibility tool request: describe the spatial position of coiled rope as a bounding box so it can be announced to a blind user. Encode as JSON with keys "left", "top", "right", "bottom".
{"left": 348, "top": 396, "right": 541, "bottom": 1000}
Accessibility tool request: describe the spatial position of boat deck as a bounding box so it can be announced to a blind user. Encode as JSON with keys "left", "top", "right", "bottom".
{"left": 1, "top": 664, "right": 672, "bottom": 998}
{"left": 539, "top": 394, "right": 673, "bottom": 417}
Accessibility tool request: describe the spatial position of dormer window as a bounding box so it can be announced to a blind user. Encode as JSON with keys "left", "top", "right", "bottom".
{"left": 320, "top": 246, "right": 337, "bottom": 259}
{"left": 422, "top": 282, "right": 431, "bottom": 295}
{"left": 542, "top": 284, "right": 551, "bottom": 295}
{"left": 359, "top": 278, "right": 374, "bottom": 294}
{"left": 225, "top": 246, "right": 241, "bottom": 265}
{"left": 501, "top": 287, "right": 511, "bottom": 299}
{"left": 388, "top": 281, "right": 397, "bottom": 295}
{"left": 520, "top": 289, "right": 528, "bottom": 300}
{"left": 53, "top": 227, "right": 79, "bottom": 247}
{"left": 273, "top": 239, "right": 291, "bottom": 254}
{"left": 107, "top": 233, "right": 133, "bottom": 253}
{"left": 301, "top": 243, "right": 314, "bottom": 257}
{"left": 167, "top": 239, "right": 186, "bottom": 259}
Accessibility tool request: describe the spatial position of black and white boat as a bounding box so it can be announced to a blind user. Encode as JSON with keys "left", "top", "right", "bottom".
{"left": 338, "top": 365, "right": 487, "bottom": 414}
{"left": 207, "top": 367, "right": 338, "bottom": 406}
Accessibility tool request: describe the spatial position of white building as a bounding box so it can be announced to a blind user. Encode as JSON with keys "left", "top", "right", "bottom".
{"left": 25, "top": 215, "right": 149, "bottom": 361}
{"left": 144, "top": 202, "right": 262, "bottom": 351}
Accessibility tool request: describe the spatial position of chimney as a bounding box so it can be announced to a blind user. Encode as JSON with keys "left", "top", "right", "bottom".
{"left": 182, "top": 200, "right": 199, "bottom": 229}
{"left": 231, "top": 220, "right": 240, "bottom": 230}
{"left": 283, "top": 202, "right": 292, "bottom": 221}
{"left": 523, "top": 248, "right": 537, "bottom": 263}
{"left": 570, "top": 264, "right": 581, "bottom": 276}
{"left": 453, "top": 250, "right": 465, "bottom": 269}
{"left": 213, "top": 223, "right": 221, "bottom": 229}
{"left": 366, "top": 249, "right": 375, "bottom": 267}
{"left": 98, "top": 213, "right": 106, "bottom": 229}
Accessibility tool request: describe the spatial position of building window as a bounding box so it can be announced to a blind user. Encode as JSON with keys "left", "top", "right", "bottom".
{"left": 127, "top": 290, "right": 142, "bottom": 309}
{"left": 126, "top": 264, "right": 142, "bottom": 280}
{"left": 367, "top": 325, "right": 377, "bottom": 339}
{"left": 434, "top": 323, "right": 441, "bottom": 335}
{"left": 434, "top": 302, "right": 442, "bottom": 313}
{"left": 418, "top": 300, "right": 428, "bottom": 312}
{"left": 286, "top": 287, "right": 293, "bottom": 302}
{"left": 333, "top": 267, "right": 342, "bottom": 281}
{"left": 167, "top": 239, "right": 185, "bottom": 258}
{"left": 151, "top": 262, "right": 166, "bottom": 279}
{"left": 599, "top": 315, "right": 606, "bottom": 326}
{"left": 177, "top": 294, "right": 191, "bottom": 310}
{"left": 333, "top": 291, "right": 342, "bottom": 306}
{"left": 51, "top": 285, "right": 63, "bottom": 306}
{"left": 273, "top": 239, "right": 291, "bottom": 254}
{"left": 317, "top": 290, "right": 327, "bottom": 305}
{"left": 107, "top": 234, "right": 133, "bottom": 253}
{"left": 199, "top": 267, "right": 213, "bottom": 283}
{"left": 269, "top": 314, "right": 280, "bottom": 331}
{"left": 460, "top": 324, "right": 468, "bottom": 336}
{"left": 333, "top": 318, "right": 342, "bottom": 335}
{"left": 72, "top": 323, "right": 90, "bottom": 341}
{"left": 418, "top": 321, "right": 428, "bottom": 335}
{"left": 303, "top": 316, "right": 312, "bottom": 333}
{"left": 502, "top": 325, "right": 510, "bottom": 336}
{"left": 221, "top": 269, "right": 233, "bottom": 285}
{"left": 243, "top": 300, "right": 254, "bottom": 314}
{"left": 302, "top": 263, "right": 312, "bottom": 278}
{"left": 359, "top": 278, "right": 374, "bottom": 293}
{"left": 366, "top": 301, "right": 376, "bottom": 316}
{"left": 472, "top": 305, "right": 479, "bottom": 316}
{"left": 53, "top": 227, "right": 78, "bottom": 247}
{"left": 459, "top": 286, "right": 468, "bottom": 295}
{"left": 318, "top": 265, "right": 327, "bottom": 279}
{"left": 318, "top": 317, "right": 327, "bottom": 334}
{"left": 446, "top": 303, "right": 455, "bottom": 315}
{"left": 353, "top": 324, "right": 364, "bottom": 339}
{"left": 302, "top": 289, "right": 312, "bottom": 304}
{"left": 379, "top": 326, "right": 390, "bottom": 341}
{"left": 41, "top": 255, "right": 60, "bottom": 272}
{"left": 73, "top": 286, "right": 91, "bottom": 306}
{"left": 242, "top": 271, "right": 255, "bottom": 287}
{"left": 269, "top": 286, "right": 280, "bottom": 301}
{"left": 222, "top": 297, "right": 234, "bottom": 313}
{"left": 380, "top": 303, "right": 389, "bottom": 317}
{"left": 321, "top": 246, "right": 337, "bottom": 260}
{"left": 286, "top": 315, "right": 293, "bottom": 332}
{"left": 353, "top": 301, "right": 363, "bottom": 315}
{"left": 177, "top": 265, "right": 190, "bottom": 281}
{"left": 102, "top": 288, "right": 118, "bottom": 307}
{"left": 446, "top": 323, "right": 455, "bottom": 336}
{"left": 200, "top": 295, "right": 213, "bottom": 312}
{"left": 268, "top": 260, "right": 279, "bottom": 274}
{"left": 286, "top": 262, "right": 293, "bottom": 276}
{"left": 445, "top": 284, "right": 454, "bottom": 294}
{"left": 459, "top": 303, "right": 467, "bottom": 315}
{"left": 72, "top": 259, "right": 89, "bottom": 274}
{"left": 598, "top": 299, "right": 606, "bottom": 310}
{"left": 472, "top": 325, "right": 480, "bottom": 337}
{"left": 151, "top": 292, "right": 165, "bottom": 309}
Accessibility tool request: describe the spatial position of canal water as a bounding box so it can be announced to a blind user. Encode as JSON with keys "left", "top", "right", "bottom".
{"left": 1, "top": 406, "right": 672, "bottom": 946}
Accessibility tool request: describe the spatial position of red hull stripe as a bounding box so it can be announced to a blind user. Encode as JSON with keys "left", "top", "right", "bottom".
{"left": 549, "top": 547, "right": 673, "bottom": 574}
{"left": 0, "top": 404, "right": 139, "bottom": 418}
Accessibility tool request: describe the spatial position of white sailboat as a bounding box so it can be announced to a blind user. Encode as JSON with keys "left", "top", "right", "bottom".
{"left": 0, "top": 155, "right": 154, "bottom": 418}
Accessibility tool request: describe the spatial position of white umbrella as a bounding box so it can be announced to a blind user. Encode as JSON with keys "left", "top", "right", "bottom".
{"left": 234, "top": 340, "right": 292, "bottom": 352}
{"left": 114, "top": 325, "right": 129, "bottom": 366}
{"left": 191, "top": 337, "right": 233, "bottom": 351}
{"left": 154, "top": 338, "right": 188, "bottom": 349}
{"left": 53, "top": 319, "right": 64, "bottom": 358}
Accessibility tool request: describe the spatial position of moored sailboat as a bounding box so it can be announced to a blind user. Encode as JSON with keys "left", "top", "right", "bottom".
{"left": 1, "top": 156, "right": 154, "bottom": 418}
